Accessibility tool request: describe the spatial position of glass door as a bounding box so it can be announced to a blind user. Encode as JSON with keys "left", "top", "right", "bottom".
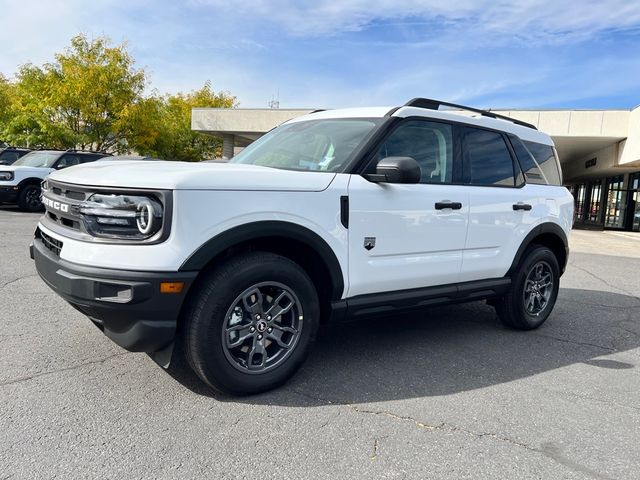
{"left": 604, "top": 175, "right": 627, "bottom": 229}
{"left": 587, "top": 180, "right": 603, "bottom": 224}
{"left": 573, "top": 184, "right": 586, "bottom": 222}
{"left": 630, "top": 173, "right": 640, "bottom": 232}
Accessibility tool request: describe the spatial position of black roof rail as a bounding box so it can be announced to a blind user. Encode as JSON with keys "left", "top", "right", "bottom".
{"left": 64, "top": 148, "right": 111, "bottom": 154}
{"left": 0, "top": 145, "right": 30, "bottom": 150}
{"left": 402, "top": 97, "right": 537, "bottom": 130}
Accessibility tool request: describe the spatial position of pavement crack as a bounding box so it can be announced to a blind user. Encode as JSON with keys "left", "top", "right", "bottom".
{"left": 370, "top": 438, "right": 379, "bottom": 460}
{"left": 530, "top": 333, "right": 616, "bottom": 352}
{"left": 351, "top": 406, "right": 612, "bottom": 479}
{"left": 0, "top": 352, "right": 134, "bottom": 387}
{"left": 561, "top": 298, "right": 636, "bottom": 310}
{"left": 568, "top": 261, "right": 640, "bottom": 303}
{"left": 351, "top": 406, "right": 445, "bottom": 432}
{"left": 289, "top": 389, "right": 611, "bottom": 480}
{"left": 549, "top": 389, "right": 640, "bottom": 413}
{"left": 0, "top": 274, "right": 37, "bottom": 289}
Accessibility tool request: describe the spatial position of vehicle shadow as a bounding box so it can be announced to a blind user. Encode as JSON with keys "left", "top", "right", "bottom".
{"left": 165, "top": 287, "right": 639, "bottom": 405}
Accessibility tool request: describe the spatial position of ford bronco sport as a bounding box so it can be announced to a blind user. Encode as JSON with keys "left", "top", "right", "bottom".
{"left": 31, "top": 98, "right": 573, "bottom": 395}
{"left": 1, "top": 150, "right": 108, "bottom": 211}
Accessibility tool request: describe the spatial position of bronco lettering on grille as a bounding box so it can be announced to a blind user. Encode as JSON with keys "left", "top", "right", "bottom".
{"left": 43, "top": 196, "right": 70, "bottom": 213}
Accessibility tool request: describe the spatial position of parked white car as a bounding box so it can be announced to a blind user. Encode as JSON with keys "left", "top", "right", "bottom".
{"left": 31, "top": 98, "right": 573, "bottom": 394}
{"left": 0, "top": 150, "right": 108, "bottom": 211}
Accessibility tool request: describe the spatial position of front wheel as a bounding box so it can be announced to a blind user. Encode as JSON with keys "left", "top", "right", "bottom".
{"left": 18, "top": 184, "right": 43, "bottom": 212}
{"left": 495, "top": 245, "right": 560, "bottom": 330}
{"left": 181, "top": 251, "right": 320, "bottom": 395}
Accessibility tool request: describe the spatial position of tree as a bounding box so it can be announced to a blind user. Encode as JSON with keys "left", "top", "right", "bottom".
{"left": 133, "top": 82, "right": 237, "bottom": 161}
{"left": 0, "top": 74, "right": 19, "bottom": 145}
{"left": 0, "top": 35, "right": 237, "bottom": 158}
{"left": 3, "top": 35, "right": 146, "bottom": 151}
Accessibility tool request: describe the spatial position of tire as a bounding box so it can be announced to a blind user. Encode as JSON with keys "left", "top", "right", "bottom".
{"left": 180, "top": 251, "right": 320, "bottom": 395}
{"left": 495, "top": 245, "right": 560, "bottom": 330}
{"left": 18, "top": 184, "right": 43, "bottom": 212}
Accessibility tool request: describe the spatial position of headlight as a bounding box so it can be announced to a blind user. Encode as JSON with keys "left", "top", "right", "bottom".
{"left": 79, "top": 193, "right": 164, "bottom": 240}
{"left": 0, "top": 171, "right": 14, "bottom": 181}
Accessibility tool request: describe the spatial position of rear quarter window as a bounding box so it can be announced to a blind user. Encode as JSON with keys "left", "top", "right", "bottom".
{"left": 517, "top": 138, "right": 562, "bottom": 186}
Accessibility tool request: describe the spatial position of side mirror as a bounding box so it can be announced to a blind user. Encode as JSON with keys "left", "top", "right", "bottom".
{"left": 365, "top": 156, "right": 421, "bottom": 184}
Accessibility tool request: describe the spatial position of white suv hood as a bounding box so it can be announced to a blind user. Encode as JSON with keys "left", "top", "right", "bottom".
{"left": 47, "top": 161, "right": 337, "bottom": 191}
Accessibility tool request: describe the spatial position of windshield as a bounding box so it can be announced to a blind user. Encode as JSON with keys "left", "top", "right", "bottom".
{"left": 13, "top": 151, "right": 60, "bottom": 168}
{"left": 231, "top": 118, "right": 381, "bottom": 172}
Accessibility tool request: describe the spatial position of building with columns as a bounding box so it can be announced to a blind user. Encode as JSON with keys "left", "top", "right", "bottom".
{"left": 192, "top": 105, "right": 640, "bottom": 233}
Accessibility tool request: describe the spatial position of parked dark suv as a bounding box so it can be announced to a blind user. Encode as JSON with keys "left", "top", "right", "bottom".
{"left": 0, "top": 147, "right": 32, "bottom": 166}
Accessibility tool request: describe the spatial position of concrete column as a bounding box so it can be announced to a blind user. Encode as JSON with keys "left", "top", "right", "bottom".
{"left": 222, "top": 134, "right": 235, "bottom": 160}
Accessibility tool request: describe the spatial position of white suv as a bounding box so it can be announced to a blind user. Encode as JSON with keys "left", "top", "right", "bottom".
{"left": 0, "top": 150, "right": 108, "bottom": 211}
{"left": 31, "top": 98, "right": 573, "bottom": 395}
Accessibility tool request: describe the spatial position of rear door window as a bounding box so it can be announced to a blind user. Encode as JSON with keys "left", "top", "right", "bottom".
{"left": 56, "top": 154, "right": 81, "bottom": 168}
{"left": 79, "top": 154, "right": 102, "bottom": 164}
{"left": 463, "top": 128, "right": 515, "bottom": 187}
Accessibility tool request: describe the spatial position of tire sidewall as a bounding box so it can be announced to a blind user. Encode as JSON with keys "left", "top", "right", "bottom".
{"left": 19, "top": 184, "right": 42, "bottom": 212}
{"left": 186, "top": 253, "right": 320, "bottom": 395}
{"left": 512, "top": 246, "right": 560, "bottom": 328}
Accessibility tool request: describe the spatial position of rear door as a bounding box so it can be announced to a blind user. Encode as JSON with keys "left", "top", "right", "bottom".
{"left": 459, "top": 127, "right": 537, "bottom": 282}
{"left": 347, "top": 118, "right": 470, "bottom": 297}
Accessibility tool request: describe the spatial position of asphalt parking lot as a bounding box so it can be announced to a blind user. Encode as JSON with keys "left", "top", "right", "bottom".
{"left": 1, "top": 206, "right": 639, "bottom": 480}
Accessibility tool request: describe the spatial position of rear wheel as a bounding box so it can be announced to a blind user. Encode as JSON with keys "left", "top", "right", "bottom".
{"left": 18, "top": 184, "right": 43, "bottom": 212}
{"left": 181, "top": 251, "right": 320, "bottom": 395}
{"left": 495, "top": 245, "right": 560, "bottom": 330}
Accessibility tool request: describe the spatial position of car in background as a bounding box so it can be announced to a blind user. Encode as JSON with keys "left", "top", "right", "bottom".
{"left": 0, "top": 149, "right": 109, "bottom": 211}
{"left": 0, "top": 146, "right": 31, "bottom": 165}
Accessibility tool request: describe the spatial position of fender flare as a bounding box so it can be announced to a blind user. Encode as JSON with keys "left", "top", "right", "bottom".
{"left": 179, "top": 221, "right": 345, "bottom": 300}
{"left": 17, "top": 177, "right": 45, "bottom": 189}
{"left": 508, "top": 222, "right": 569, "bottom": 275}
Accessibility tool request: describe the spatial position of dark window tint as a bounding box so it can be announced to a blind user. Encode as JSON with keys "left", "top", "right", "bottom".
{"left": 464, "top": 128, "right": 515, "bottom": 186}
{"left": 509, "top": 136, "right": 546, "bottom": 184}
{"left": 79, "top": 154, "right": 102, "bottom": 163}
{"left": 376, "top": 120, "right": 454, "bottom": 184}
{"left": 56, "top": 154, "right": 82, "bottom": 168}
{"left": 0, "top": 151, "right": 20, "bottom": 163}
{"left": 522, "top": 140, "right": 561, "bottom": 185}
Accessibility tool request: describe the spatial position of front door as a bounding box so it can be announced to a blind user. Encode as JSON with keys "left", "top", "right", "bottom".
{"left": 347, "top": 119, "right": 469, "bottom": 298}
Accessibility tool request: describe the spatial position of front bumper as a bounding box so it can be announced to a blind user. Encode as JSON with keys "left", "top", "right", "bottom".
{"left": 31, "top": 231, "right": 198, "bottom": 353}
{"left": 0, "top": 186, "right": 19, "bottom": 203}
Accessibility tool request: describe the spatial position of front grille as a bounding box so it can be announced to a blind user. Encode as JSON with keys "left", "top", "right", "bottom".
{"left": 50, "top": 184, "right": 88, "bottom": 201}
{"left": 42, "top": 180, "right": 86, "bottom": 233}
{"left": 39, "top": 229, "right": 63, "bottom": 257}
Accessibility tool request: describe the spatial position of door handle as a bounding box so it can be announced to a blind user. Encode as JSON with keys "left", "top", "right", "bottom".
{"left": 513, "top": 203, "right": 532, "bottom": 211}
{"left": 435, "top": 201, "right": 462, "bottom": 210}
